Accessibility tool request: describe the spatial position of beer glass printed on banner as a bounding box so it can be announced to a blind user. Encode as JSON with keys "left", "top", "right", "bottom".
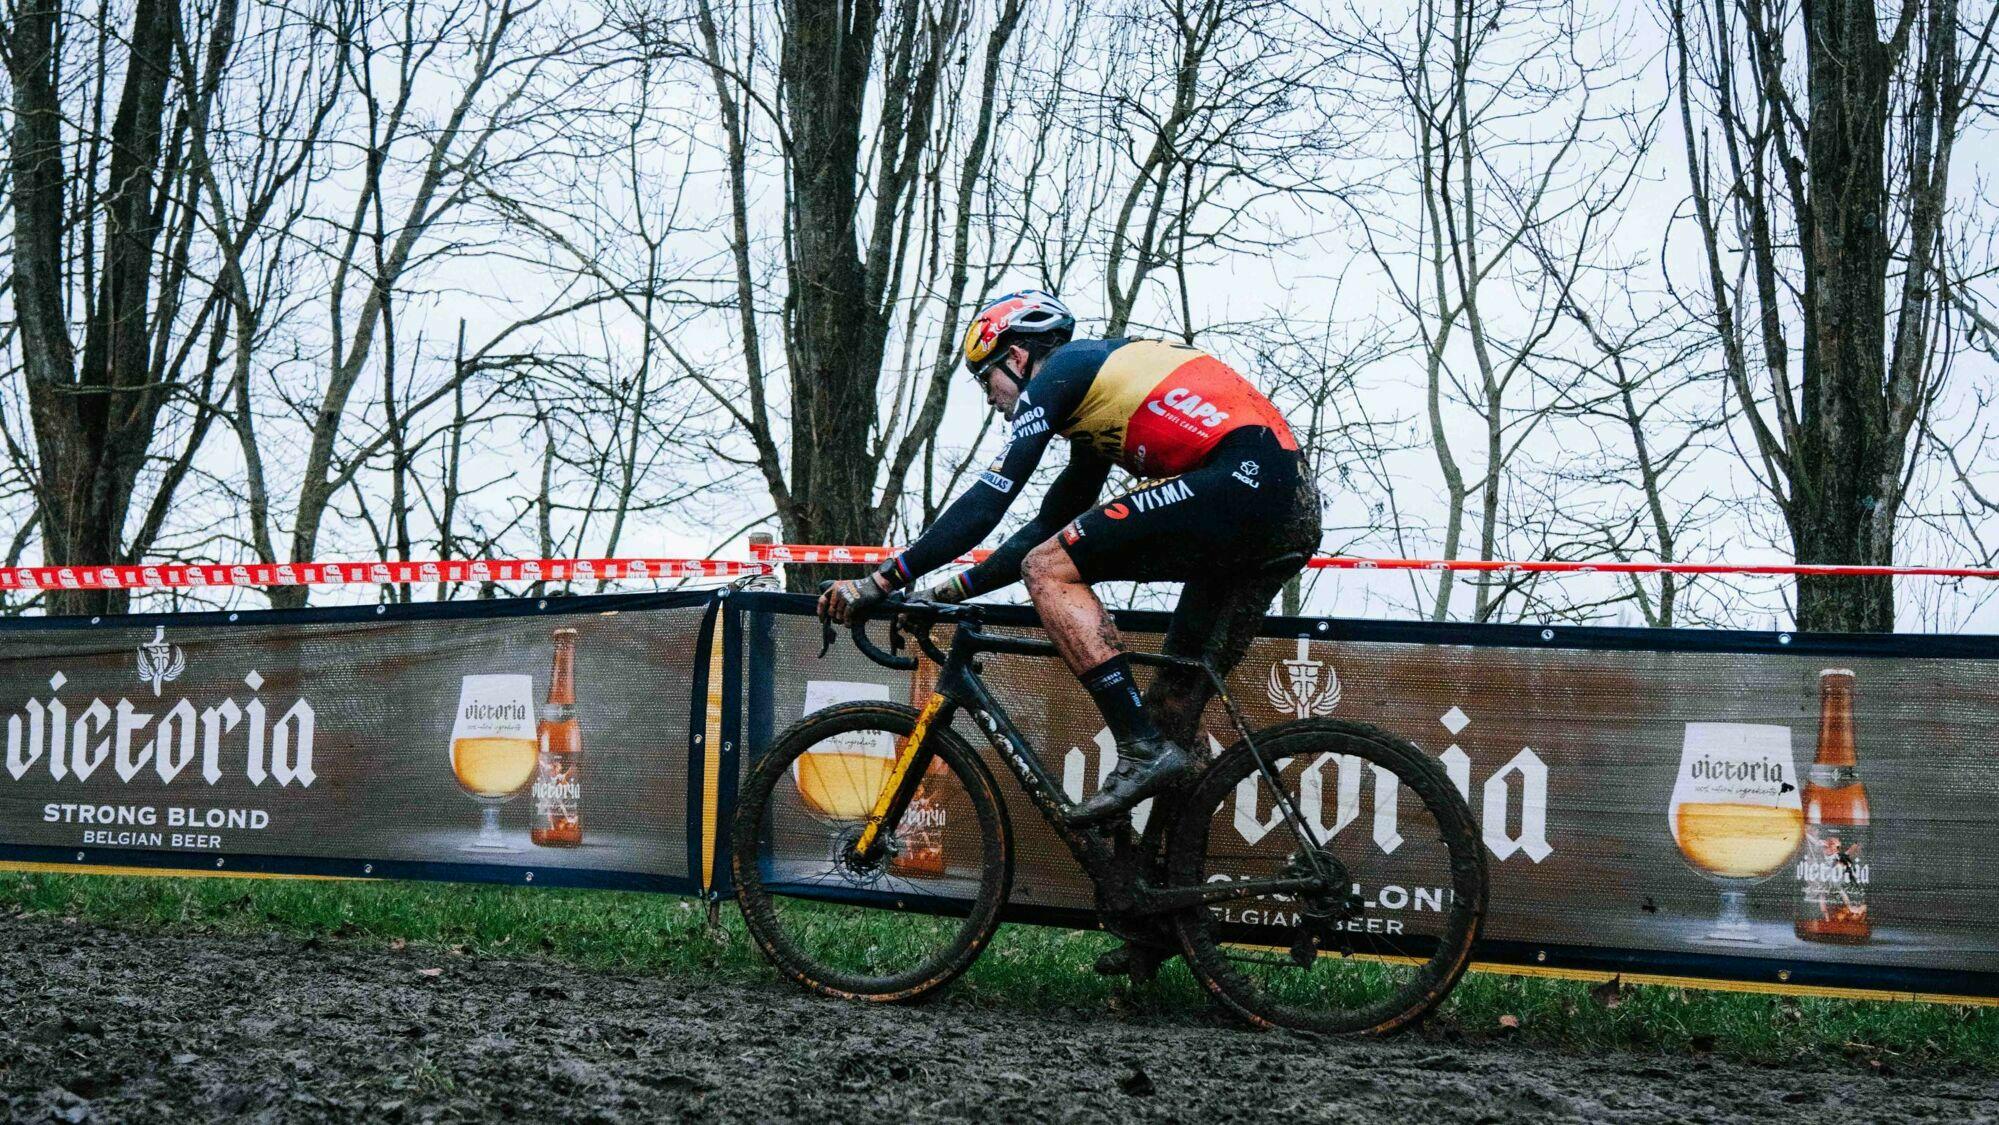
{"left": 792, "top": 681, "right": 895, "bottom": 822}
{"left": 758, "top": 681, "right": 980, "bottom": 898}
{"left": 1670, "top": 723, "right": 1804, "bottom": 943}
{"left": 450, "top": 674, "right": 539, "bottom": 851}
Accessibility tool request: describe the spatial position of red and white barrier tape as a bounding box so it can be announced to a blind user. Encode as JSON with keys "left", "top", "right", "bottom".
{"left": 0, "top": 557, "right": 768, "bottom": 592}
{"left": 10, "top": 546, "right": 1994, "bottom": 593}
{"left": 747, "top": 543, "right": 1999, "bottom": 580}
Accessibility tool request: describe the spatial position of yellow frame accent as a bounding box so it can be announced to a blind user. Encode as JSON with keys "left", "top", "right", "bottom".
{"left": 852, "top": 693, "right": 947, "bottom": 855}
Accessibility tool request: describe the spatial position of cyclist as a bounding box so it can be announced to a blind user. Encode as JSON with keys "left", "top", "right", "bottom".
{"left": 820, "top": 289, "right": 1321, "bottom": 827}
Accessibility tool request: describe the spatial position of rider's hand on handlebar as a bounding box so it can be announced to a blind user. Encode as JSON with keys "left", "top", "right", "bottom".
{"left": 817, "top": 572, "right": 892, "bottom": 625}
{"left": 920, "top": 575, "right": 970, "bottom": 605}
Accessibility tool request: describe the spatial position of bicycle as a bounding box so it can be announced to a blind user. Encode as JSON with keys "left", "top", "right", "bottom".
{"left": 730, "top": 594, "right": 1488, "bottom": 1035}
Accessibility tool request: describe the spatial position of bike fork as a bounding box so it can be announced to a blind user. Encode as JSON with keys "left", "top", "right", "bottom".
{"left": 851, "top": 692, "right": 951, "bottom": 862}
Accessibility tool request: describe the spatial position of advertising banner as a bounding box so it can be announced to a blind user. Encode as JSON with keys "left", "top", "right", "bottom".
{"left": 5, "top": 588, "right": 1994, "bottom": 1001}
{"left": 736, "top": 594, "right": 1999, "bottom": 1001}
{"left": 0, "top": 594, "right": 714, "bottom": 892}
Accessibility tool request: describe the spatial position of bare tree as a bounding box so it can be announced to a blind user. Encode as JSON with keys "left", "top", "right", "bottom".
{"left": 1669, "top": 0, "right": 1999, "bottom": 631}
{"left": 609, "top": 0, "right": 1038, "bottom": 585}
{"left": 1345, "top": 0, "right": 1653, "bottom": 622}
{"left": 234, "top": 0, "right": 624, "bottom": 608}
{"left": 1075, "top": 0, "right": 1350, "bottom": 338}
{"left": 2, "top": 0, "right": 245, "bottom": 613}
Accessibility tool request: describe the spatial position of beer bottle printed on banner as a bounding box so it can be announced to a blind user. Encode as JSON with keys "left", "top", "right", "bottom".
{"left": 1796, "top": 669, "right": 1870, "bottom": 944}
{"left": 531, "top": 628, "right": 583, "bottom": 848}
{"left": 890, "top": 644, "right": 947, "bottom": 878}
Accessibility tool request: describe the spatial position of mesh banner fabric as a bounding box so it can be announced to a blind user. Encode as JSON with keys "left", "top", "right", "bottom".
{"left": 0, "top": 594, "right": 714, "bottom": 893}
{"left": 732, "top": 592, "right": 1999, "bottom": 1001}
{"left": 5, "top": 587, "right": 1997, "bottom": 1001}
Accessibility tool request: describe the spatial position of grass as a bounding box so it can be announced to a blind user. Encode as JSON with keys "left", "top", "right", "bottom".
{"left": 3, "top": 871, "right": 1995, "bottom": 1071}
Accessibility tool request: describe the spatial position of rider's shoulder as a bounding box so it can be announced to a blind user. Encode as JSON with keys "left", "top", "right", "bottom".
{"left": 1037, "top": 337, "right": 1127, "bottom": 381}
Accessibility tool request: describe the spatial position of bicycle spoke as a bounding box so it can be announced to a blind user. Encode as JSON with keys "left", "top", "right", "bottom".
{"left": 734, "top": 703, "right": 1010, "bottom": 1001}
{"left": 1168, "top": 719, "right": 1485, "bottom": 1035}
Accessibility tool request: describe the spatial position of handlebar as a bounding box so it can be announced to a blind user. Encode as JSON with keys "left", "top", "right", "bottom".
{"left": 849, "top": 605, "right": 917, "bottom": 671}
{"left": 816, "top": 582, "right": 977, "bottom": 671}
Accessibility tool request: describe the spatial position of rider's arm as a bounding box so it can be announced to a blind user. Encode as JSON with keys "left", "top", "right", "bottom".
{"left": 940, "top": 450, "right": 1111, "bottom": 600}
{"left": 876, "top": 393, "right": 1064, "bottom": 588}
{"left": 875, "top": 345, "right": 1100, "bottom": 591}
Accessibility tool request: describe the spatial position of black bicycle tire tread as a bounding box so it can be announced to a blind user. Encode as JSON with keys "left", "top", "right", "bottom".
{"left": 1166, "top": 718, "right": 1488, "bottom": 1036}
{"left": 731, "top": 701, "right": 1014, "bottom": 1003}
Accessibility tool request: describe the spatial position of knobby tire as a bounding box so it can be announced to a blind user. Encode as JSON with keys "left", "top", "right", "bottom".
{"left": 1166, "top": 718, "right": 1487, "bottom": 1035}
{"left": 732, "top": 702, "right": 1013, "bottom": 1003}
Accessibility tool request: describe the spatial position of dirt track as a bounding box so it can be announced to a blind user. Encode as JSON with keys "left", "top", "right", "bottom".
{"left": 2, "top": 917, "right": 1995, "bottom": 1123}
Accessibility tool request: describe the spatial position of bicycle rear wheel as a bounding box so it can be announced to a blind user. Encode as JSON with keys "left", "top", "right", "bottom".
{"left": 732, "top": 701, "right": 1012, "bottom": 1002}
{"left": 1166, "top": 718, "right": 1486, "bottom": 1035}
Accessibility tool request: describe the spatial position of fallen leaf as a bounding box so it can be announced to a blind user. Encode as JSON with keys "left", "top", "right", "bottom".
{"left": 417, "top": 967, "right": 443, "bottom": 978}
{"left": 389, "top": 938, "right": 407, "bottom": 952}
{"left": 1589, "top": 975, "right": 1626, "bottom": 1009}
{"left": 1497, "top": 1014, "right": 1520, "bottom": 1030}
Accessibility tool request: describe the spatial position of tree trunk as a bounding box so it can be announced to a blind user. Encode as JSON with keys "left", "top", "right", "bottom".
{"left": 1791, "top": 0, "right": 1897, "bottom": 632}
{"left": 780, "top": 0, "right": 893, "bottom": 587}
{"left": 6, "top": 0, "right": 183, "bottom": 616}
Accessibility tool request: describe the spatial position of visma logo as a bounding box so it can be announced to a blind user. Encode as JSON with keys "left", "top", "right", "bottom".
{"left": 1128, "top": 480, "right": 1192, "bottom": 513}
{"left": 1146, "top": 387, "right": 1230, "bottom": 429}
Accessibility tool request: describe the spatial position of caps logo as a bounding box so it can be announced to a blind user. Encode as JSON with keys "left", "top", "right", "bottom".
{"left": 1146, "top": 386, "right": 1231, "bottom": 430}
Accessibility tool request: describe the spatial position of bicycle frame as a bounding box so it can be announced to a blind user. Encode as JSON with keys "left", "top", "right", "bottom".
{"left": 847, "top": 611, "right": 1330, "bottom": 917}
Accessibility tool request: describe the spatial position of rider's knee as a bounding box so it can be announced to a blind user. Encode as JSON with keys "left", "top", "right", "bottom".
{"left": 1022, "top": 537, "right": 1080, "bottom": 590}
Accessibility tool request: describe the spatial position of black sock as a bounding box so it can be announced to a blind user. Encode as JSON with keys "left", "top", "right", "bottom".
{"left": 1081, "top": 655, "right": 1160, "bottom": 744}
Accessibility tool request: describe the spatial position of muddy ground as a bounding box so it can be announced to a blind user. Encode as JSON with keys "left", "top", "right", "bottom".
{"left": 1, "top": 917, "right": 1995, "bottom": 1123}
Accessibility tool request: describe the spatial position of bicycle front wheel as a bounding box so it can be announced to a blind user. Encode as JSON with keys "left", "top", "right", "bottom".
{"left": 731, "top": 701, "right": 1012, "bottom": 1003}
{"left": 1166, "top": 718, "right": 1486, "bottom": 1035}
